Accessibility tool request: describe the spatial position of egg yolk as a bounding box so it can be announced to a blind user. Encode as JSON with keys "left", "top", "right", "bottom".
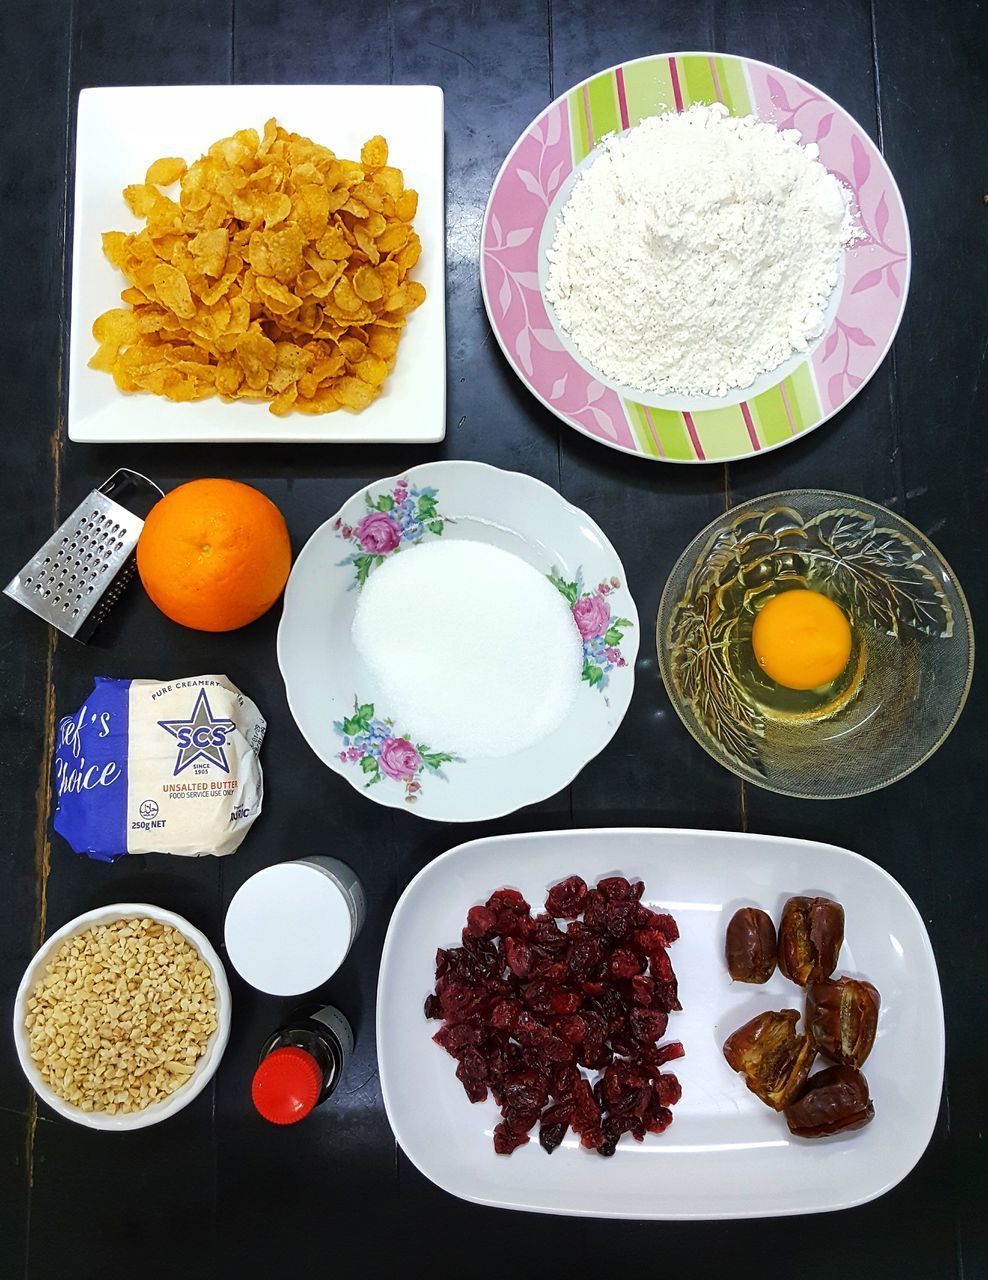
{"left": 751, "top": 589, "right": 852, "bottom": 691}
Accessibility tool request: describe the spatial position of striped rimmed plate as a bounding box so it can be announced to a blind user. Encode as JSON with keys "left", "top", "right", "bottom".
{"left": 481, "top": 53, "right": 910, "bottom": 464}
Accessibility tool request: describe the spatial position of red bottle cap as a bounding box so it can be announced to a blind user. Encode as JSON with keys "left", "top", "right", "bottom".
{"left": 251, "top": 1047, "right": 323, "bottom": 1125}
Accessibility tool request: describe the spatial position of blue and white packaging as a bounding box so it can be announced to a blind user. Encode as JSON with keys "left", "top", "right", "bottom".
{"left": 53, "top": 675, "right": 265, "bottom": 861}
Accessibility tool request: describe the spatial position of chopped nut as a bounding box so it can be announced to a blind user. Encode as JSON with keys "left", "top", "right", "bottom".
{"left": 26, "top": 918, "right": 216, "bottom": 1113}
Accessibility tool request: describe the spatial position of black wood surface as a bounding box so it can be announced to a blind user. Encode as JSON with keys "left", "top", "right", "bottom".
{"left": 1, "top": 1, "right": 985, "bottom": 1276}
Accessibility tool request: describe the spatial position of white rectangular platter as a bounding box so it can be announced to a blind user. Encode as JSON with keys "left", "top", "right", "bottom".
{"left": 377, "top": 828, "right": 943, "bottom": 1219}
{"left": 69, "top": 84, "right": 445, "bottom": 443}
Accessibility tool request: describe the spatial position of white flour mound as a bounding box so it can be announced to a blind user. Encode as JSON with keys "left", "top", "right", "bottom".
{"left": 544, "top": 102, "right": 857, "bottom": 398}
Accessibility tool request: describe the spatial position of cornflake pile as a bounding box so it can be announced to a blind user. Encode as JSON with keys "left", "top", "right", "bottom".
{"left": 25, "top": 917, "right": 217, "bottom": 1115}
{"left": 426, "top": 875, "right": 684, "bottom": 1157}
{"left": 90, "top": 121, "right": 425, "bottom": 416}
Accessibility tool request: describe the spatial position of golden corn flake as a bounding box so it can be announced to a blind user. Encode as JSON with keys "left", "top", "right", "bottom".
{"left": 89, "top": 120, "right": 426, "bottom": 415}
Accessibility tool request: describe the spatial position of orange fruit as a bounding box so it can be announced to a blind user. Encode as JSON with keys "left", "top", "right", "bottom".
{"left": 137, "top": 479, "right": 291, "bottom": 632}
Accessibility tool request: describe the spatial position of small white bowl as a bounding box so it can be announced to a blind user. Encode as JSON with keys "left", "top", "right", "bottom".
{"left": 13, "top": 903, "right": 231, "bottom": 1131}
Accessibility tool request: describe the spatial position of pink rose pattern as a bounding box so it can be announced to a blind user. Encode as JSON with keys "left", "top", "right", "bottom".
{"left": 483, "top": 58, "right": 908, "bottom": 456}
{"left": 355, "top": 511, "right": 401, "bottom": 554}
{"left": 549, "top": 568, "right": 632, "bottom": 689}
{"left": 336, "top": 477, "right": 446, "bottom": 585}
{"left": 334, "top": 701, "right": 456, "bottom": 803}
{"left": 572, "top": 593, "right": 611, "bottom": 641}
{"left": 748, "top": 64, "right": 908, "bottom": 414}
{"left": 378, "top": 738, "right": 422, "bottom": 781}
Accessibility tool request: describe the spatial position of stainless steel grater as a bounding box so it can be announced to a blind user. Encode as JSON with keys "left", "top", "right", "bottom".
{"left": 4, "top": 469, "right": 163, "bottom": 641}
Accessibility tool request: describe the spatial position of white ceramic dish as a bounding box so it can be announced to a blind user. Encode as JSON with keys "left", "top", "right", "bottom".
{"left": 277, "top": 461, "right": 639, "bottom": 823}
{"left": 13, "top": 903, "right": 231, "bottom": 1130}
{"left": 68, "top": 84, "right": 445, "bottom": 443}
{"left": 377, "top": 828, "right": 944, "bottom": 1219}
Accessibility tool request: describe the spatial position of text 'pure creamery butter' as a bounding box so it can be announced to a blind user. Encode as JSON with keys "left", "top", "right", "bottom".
{"left": 53, "top": 675, "right": 265, "bottom": 861}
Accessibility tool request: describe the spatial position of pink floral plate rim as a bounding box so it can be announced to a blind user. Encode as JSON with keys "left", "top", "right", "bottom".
{"left": 481, "top": 51, "right": 911, "bottom": 465}
{"left": 276, "top": 460, "right": 640, "bottom": 823}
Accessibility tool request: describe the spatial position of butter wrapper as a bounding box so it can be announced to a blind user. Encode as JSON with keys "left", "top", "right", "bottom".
{"left": 53, "top": 675, "right": 265, "bottom": 861}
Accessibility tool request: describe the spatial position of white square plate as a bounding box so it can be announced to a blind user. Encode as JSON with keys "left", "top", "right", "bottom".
{"left": 377, "top": 828, "right": 944, "bottom": 1219}
{"left": 68, "top": 85, "right": 445, "bottom": 444}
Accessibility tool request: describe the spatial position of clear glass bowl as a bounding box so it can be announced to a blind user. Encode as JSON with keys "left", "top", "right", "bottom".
{"left": 657, "top": 490, "right": 974, "bottom": 799}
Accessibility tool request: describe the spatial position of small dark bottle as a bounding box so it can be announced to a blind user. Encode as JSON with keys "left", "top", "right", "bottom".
{"left": 251, "top": 1004, "right": 354, "bottom": 1126}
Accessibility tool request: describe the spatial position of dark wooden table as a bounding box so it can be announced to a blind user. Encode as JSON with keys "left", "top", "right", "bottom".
{"left": 2, "top": 2, "right": 985, "bottom": 1276}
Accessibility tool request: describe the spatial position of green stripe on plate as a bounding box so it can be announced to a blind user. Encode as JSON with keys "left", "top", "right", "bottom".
{"left": 621, "top": 57, "right": 676, "bottom": 123}
{"left": 788, "top": 362, "right": 820, "bottom": 430}
{"left": 623, "top": 401, "right": 660, "bottom": 458}
{"left": 626, "top": 402, "right": 695, "bottom": 460}
{"left": 715, "top": 55, "right": 753, "bottom": 115}
{"left": 587, "top": 72, "right": 621, "bottom": 141}
{"left": 568, "top": 88, "right": 590, "bottom": 163}
{"left": 750, "top": 384, "right": 793, "bottom": 447}
{"left": 691, "top": 405, "right": 753, "bottom": 458}
{"left": 679, "top": 55, "right": 719, "bottom": 107}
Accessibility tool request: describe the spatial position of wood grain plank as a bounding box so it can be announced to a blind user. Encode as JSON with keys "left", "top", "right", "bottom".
{"left": 870, "top": 1, "right": 987, "bottom": 1274}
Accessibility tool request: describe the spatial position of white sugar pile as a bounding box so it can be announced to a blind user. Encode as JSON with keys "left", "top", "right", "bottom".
{"left": 351, "top": 540, "right": 582, "bottom": 758}
{"left": 545, "top": 102, "right": 857, "bottom": 398}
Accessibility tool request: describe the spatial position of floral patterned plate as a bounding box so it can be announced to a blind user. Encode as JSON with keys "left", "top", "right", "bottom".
{"left": 481, "top": 53, "right": 910, "bottom": 463}
{"left": 277, "top": 461, "right": 639, "bottom": 821}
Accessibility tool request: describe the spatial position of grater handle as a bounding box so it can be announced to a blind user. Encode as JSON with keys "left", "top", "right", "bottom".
{"left": 99, "top": 469, "right": 164, "bottom": 519}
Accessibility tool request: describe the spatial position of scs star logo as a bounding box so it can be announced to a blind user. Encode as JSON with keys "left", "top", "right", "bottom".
{"left": 158, "top": 688, "right": 237, "bottom": 776}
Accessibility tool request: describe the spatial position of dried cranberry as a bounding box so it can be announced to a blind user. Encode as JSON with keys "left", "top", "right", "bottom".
{"left": 465, "top": 904, "right": 496, "bottom": 937}
{"left": 493, "top": 1122, "right": 530, "bottom": 1154}
{"left": 605, "top": 900, "right": 636, "bottom": 939}
{"left": 630, "top": 1007, "right": 669, "bottom": 1043}
{"left": 530, "top": 956, "right": 567, "bottom": 982}
{"left": 551, "top": 1063, "right": 581, "bottom": 1096}
{"left": 645, "top": 1041, "right": 685, "bottom": 1067}
{"left": 630, "top": 974, "right": 655, "bottom": 1005}
{"left": 504, "top": 936, "right": 533, "bottom": 978}
{"left": 548, "top": 987, "right": 583, "bottom": 1015}
{"left": 531, "top": 913, "right": 568, "bottom": 949}
{"left": 539, "top": 1122, "right": 567, "bottom": 1153}
{"left": 552, "top": 1014, "right": 587, "bottom": 1044}
{"left": 433, "top": 1020, "right": 482, "bottom": 1057}
{"left": 597, "top": 876, "right": 634, "bottom": 900}
{"left": 489, "top": 999, "right": 522, "bottom": 1032}
{"left": 655, "top": 1074, "right": 682, "bottom": 1107}
{"left": 455, "top": 1049, "right": 488, "bottom": 1103}
{"left": 582, "top": 891, "right": 609, "bottom": 930}
{"left": 545, "top": 875, "right": 589, "bottom": 918}
{"left": 609, "top": 947, "right": 645, "bottom": 979}
{"left": 423, "top": 993, "right": 442, "bottom": 1019}
{"left": 567, "top": 934, "right": 603, "bottom": 981}
{"left": 486, "top": 888, "right": 529, "bottom": 913}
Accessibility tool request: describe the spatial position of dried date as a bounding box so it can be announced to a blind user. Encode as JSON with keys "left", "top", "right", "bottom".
{"left": 777, "top": 896, "right": 844, "bottom": 986}
{"left": 725, "top": 907, "right": 777, "bottom": 983}
{"left": 784, "top": 1064, "right": 875, "bottom": 1137}
{"left": 806, "top": 977, "right": 880, "bottom": 1067}
{"left": 723, "top": 1009, "right": 816, "bottom": 1110}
